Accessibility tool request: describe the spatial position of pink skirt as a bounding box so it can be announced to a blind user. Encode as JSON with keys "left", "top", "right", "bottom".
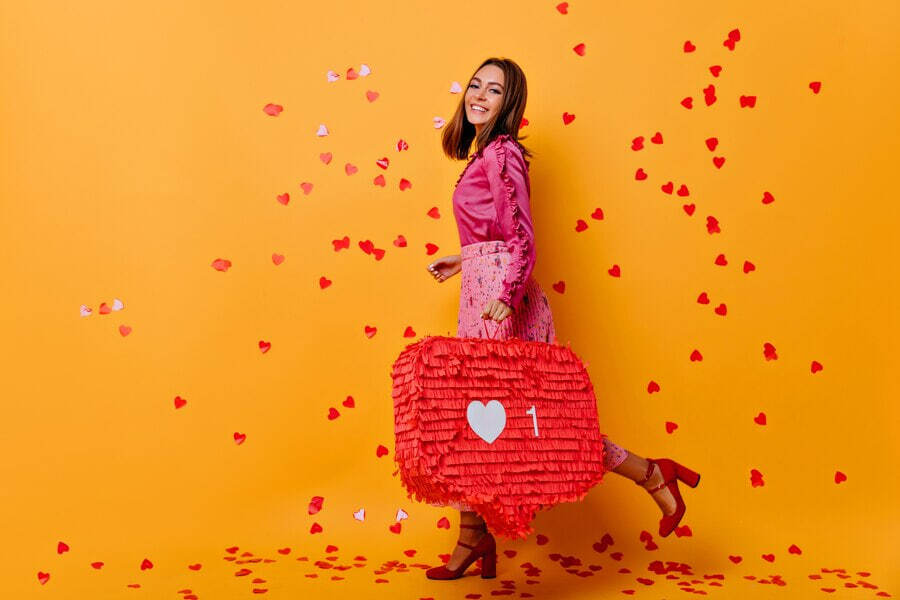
{"left": 457, "top": 240, "right": 557, "bottom": 344}
{"left": 432, "top": 240, "right": 558, "bottom": 512}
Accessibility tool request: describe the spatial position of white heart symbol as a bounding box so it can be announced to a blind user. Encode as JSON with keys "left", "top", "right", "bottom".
{"left": 466, "top": 400, "right": 506, "bottom": 444}
{"left": 359, "top": 63, "right": 371, "bottom": 76}
{"left": 432, "top": 116, "right": 445, "bottom": 129}
{"left": 326, "top": 70, "right": 340, "bottom": 82}
{"left": 112, "top": 298, "right": 124, "bottom": 311}
{"left": 316, "top": 124, "right": 329, "bottom": 137}
{"left": 353, "top": 508, "right": 365, "bottom": 521}
{"left": 395, "top": 508, "right": 408, "bottom": 521}
{"left": 79, "top": 305, "right": 92, "bottom": 317}
{"left": 449, "top": 81, "right": 462, "bottom": 93}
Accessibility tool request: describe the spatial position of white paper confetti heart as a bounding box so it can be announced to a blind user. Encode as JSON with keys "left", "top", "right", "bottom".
{"left": 467, "top": 400, "right": 506, "bottom": 444}
{"left": 353, "top": 508, "right": 365, "bottom": 521}
{"left": 79, "top": 305, "right": 92, "bottom": 317}
{"left": 326, "top": 70, "right": 340, "bottom": 82}
{"left": 112, "top": 298, "right": 124, "bottom": 311}
{"left": 316, "top": 124, "right": 329, "bottom": 137}
{"left": 359, "top": 64, "right": 371, "bottom": 76}
{"left": 433, "top": 117, "right": 445, "bottom": 129}
{"left": 450, "top": 81, "right": 462, "bottom": 93}
{"left": 395, "top": 508, "right": 408, "bottom": 521}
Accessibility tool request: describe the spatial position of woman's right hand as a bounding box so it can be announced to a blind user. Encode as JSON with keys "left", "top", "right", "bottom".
{"left": 426, "top": 254, "right": 462, "bottom": 283}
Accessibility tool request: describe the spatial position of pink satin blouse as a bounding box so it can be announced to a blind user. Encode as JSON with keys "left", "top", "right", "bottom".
{"left": 452, "top": 133, "right": 536, "bottom": 311}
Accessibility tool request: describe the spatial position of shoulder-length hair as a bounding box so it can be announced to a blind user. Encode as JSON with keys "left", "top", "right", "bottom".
{"left": 441, "top": 57, "right": 533, "bottom": 165}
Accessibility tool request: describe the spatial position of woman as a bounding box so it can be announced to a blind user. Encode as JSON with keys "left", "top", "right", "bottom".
{"left": 423, "top": 58, "right": 700, "bottom": 580}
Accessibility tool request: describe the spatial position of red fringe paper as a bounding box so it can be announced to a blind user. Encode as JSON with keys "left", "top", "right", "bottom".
{"left": 391, "top": 334, "right": 609, "bottom": 540}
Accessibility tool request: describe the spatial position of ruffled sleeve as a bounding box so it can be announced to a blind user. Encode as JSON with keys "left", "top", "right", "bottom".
{"left": 481, "top": 136, "right": 536, "bottom": 311}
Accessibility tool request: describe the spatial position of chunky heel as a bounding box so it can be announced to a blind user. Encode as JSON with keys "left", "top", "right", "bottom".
{"left": 480, "top": 549, "right": 497, "bottom": 579}
{"left": 675, "top": 462, "right": 701, "bottom": 488}
{"left": 636, "top": 457, "right": 701, "bottom": 537}
{"left": 426, "top": 522, "right": 497, "bottom": 580}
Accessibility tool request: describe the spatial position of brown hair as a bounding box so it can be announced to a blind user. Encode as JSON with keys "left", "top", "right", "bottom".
{"left": 441, "top": 57, "right": 533, "bottom": 164}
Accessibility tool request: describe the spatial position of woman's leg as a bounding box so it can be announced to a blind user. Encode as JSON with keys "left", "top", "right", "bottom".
{"left": 444, "top": 510, "right": 487, "bottom": 570}
{"left": 606, "top": 442, "right": 677, "bottom": 516}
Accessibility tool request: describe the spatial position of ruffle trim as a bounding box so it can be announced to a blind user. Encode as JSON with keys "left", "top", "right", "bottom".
{"left": 454, "top": 133, "right": 529, "bottom": 188}
{"left": 490, "top": 136, "right": 530, "bottom": 309}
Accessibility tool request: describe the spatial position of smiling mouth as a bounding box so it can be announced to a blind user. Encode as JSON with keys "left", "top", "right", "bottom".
{"left": 470, "top": 104, "right": 488, "bottom": 113}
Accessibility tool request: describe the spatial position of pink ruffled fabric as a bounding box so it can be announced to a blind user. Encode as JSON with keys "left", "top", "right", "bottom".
{"left": 452, "top": 133, "right": 536, "bottom": 311}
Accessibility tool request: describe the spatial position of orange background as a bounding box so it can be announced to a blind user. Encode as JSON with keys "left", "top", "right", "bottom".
{"left": 2, "top": 0, "right": 898, "bottom": 598}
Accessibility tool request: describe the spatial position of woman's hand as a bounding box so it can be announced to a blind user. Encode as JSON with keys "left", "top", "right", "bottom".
{"left": 426, "top": 254, "right": 462, "bottom": 283}
{"left": 482, "top": 299, "right": 513, "bottom": 323}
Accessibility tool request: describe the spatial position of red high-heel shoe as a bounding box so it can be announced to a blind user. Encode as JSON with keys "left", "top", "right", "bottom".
{"left": 636, "top": 458, "right": 701, "bottom": 537}
{"left": 426, "top": 522, "right": 497, "bottom": 580}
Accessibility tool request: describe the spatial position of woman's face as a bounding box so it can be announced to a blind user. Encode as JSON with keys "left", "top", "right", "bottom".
{"left": 465, "top": 64, "right": 505, "bottom": 134}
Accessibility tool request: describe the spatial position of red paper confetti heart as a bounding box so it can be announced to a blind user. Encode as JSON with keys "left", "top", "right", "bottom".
{"left": 689, "top": 349, "right": 703, "bottom": 361}
{"left": 665, "top": 421, "right": 678, "bottom": 434}
{"left": 697, "top": 292, "right": 709, "bottom": 304}
{"left": 754, "top": 412, "right": 767, "bottom": 425}
{"left": 635, "top": 168, "right": 648, "bottom": 180}
{"left": 427, "top": 207, "right": 440, "bottom": 219}
{"left": 552, "top": 281, "right": 565, "bottom": 294}
{"left": 376, "top": 444, "right": 389, "bottom": 457}
{"left": 809, "top": 81, "right": 822, "bottom": 94}
{"left": 174, "top": 396, "right": 187, "bottom": 409}
{"left": 834, "top": 471, "right": 847, "bottom": 484}
{"left": 437, "top": 517, "right": 450, "bottom": 529}
{"left": 713, "top": 157, "right": 725, "bottom": 168}
{"left": 591, "top": 207, "right": 604, "bottom": 220}
{"left": 258, "top": 340, "right": 271, "bottom": 353}
{"left": 573, "top": 43, "right": 586, "bottom": 56}
{"left": 140, "top": 558, "right": 153, "bottom": 570}
{"left": 750, "top": 469, "right": 765, "bottom": 487}
{"left": 562, "top": 112, "right": 575, "bottom": 125}
{"left": 327, "top": 407, "right": 340, "bottom": 420}
{"left": 118, "top": 325, "right": 132, "bottom": 336}
{"left": 300, "top": 182, "right": 313, "bottom": 195}
{"left": 683, "top": 41, "right": 695, "bottom": 52}
{"left": 319, "top": 152, "right": 332, "bottom": 164}
{"left": 37, "top": 572, "right": 50, "bottom": 585}
{"left": 389, "top": 523, "right": 401, "bottom": 534}
{"left": 319, "top": 277, "right": 332, "bottom": 289}
{"left": 683, "top": 204, "right": 695, "bottom": 216}
{"left": 365, "top": 90, "right": 379, "bottom": 102}
{"left": 650, "top": 131, "right": 663, "bottom": 144}
{"left": 761, "top": 554, "right": 775, "bottom": 562}
{"left": 364, "top": 326, "right": 377, "bottom": 338}
{"left": 345, "top": 163, "right": 358, "bottom": 175}
{"left": 263, "top": 103, "right": 282, "bottom": 116}
{"left": 556, "top": 2, "right": 568, "bottom": 14}
{"left": 57, "top": 542, "right": 69, "bottom": 554}
{"left": 309, "top": 496, "right": 324, "bottom": 514}
{"left": 233, "top": 432, "right": 246, "bottom": 445}
{"left": 276, "top": 193, "right": 290, "bottom": 205}
{"left": 536, "top": 534, "right": 549, "bottom": 545}
{"left": 310, "top": 522, "right": 323, "bottom": 534}
{"left": 575, "top": 219, "right": 588, "bottom": 232}
{"left": 399, "top": 178, "right": 411, "bottom": 190}
{"left": 788, "top": 544, "right": 802, "bottom": 554}
{"left": 728, "top": 555, "right": 742, "bottom": 564}
{"left": 272, "top": 253, "right": 285, "bottom": 265}
{"left": 373, "top": 174, "right": 386, "bottom": 187}
{"left": 811, "top": 361, "right": 823, "bottom": 373}
{"left": 705, "top": 137, "right": 718, "bottom": 151}
{"left": 714, "top": 303, "right": 727, "bottom": 316}
{"left": 608, "top": 265, "right": 621, "bottom": 277}
{"left": 647, "top": 381, "right": 660, "bottom": 393}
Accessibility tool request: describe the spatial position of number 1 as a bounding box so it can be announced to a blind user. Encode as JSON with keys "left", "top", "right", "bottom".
{"left": 526, "top": 405, "right": 539, "bottom": 437}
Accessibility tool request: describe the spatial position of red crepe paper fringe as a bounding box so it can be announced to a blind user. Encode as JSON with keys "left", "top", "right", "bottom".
{"left": 392, "top": 334, "right": 610, "bottom": 540}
